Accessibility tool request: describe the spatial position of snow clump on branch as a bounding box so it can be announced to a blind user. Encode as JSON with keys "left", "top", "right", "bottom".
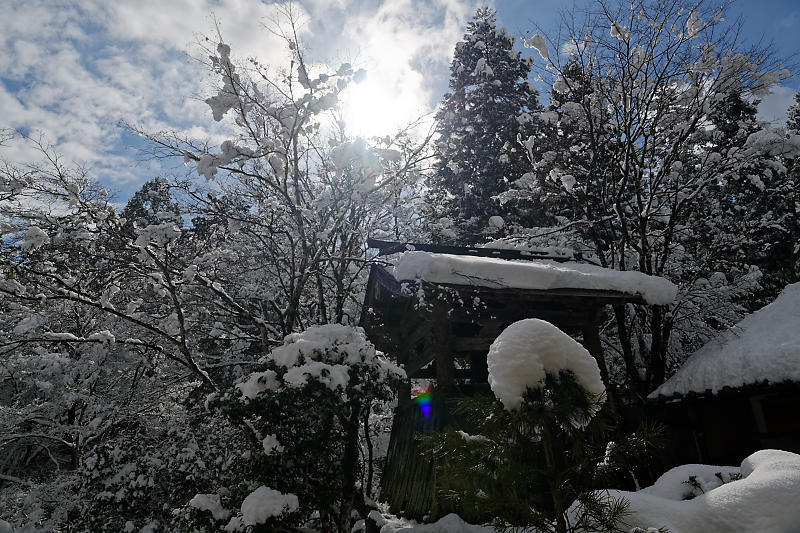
{"left": 524, "top": 34, "right": 549, "bottom": 60}
{"left": 487, "top": 319, "right": 605, "bottom": 413}
{"left": 239, "top": 485, "right": 298, "bottom": 526}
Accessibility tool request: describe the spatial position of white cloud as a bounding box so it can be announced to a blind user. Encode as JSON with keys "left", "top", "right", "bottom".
{"left": 333, "top": 0, "right": 479, "bottom": 136}
{"left": 0, "top": 0, "right": 478, "bottom": 197}
{"left": 757, "top": 84, "right": 797, "bottom": 127}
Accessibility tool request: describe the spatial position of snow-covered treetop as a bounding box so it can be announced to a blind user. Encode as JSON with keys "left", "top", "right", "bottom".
{"left": 487, "top": 319, "right": 605, "bottom": 415}
{"left": 650, "top": 283, "right": 800, "bottom": 399}
{"left": 235, "top": 325, "right": 405, "bottom": 400}
{"left": 382, "top": 251, "right": 677, "bottom": 305}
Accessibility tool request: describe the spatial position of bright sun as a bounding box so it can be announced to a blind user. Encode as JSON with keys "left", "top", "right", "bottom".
{"left": 339, "top": 74, "right": 420, "bottom": 138}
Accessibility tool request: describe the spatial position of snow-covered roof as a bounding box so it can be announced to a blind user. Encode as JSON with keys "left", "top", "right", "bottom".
{"left": 650, "top": 283, "right": 800, "bottom": 399}
{"left": 382, "top": 251, "right": 677, "bottom": 305}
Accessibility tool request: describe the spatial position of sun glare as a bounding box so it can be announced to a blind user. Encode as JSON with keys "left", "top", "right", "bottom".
{"left": 339, "top": 75, "right": 417, "bottom": 138}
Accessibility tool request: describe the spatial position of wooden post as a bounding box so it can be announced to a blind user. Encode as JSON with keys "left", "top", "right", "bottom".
{"left": 381, "top": 302, "right": 454, "bottom": 520}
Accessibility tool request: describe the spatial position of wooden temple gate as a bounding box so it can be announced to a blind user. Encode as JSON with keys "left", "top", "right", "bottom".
{"left": 360, "top": 241, "right": 647, "bottom": 519}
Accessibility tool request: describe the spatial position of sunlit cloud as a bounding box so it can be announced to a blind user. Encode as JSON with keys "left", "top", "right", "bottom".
{"left": 0, "top": 0, "right": 480, "bottom": 198}
{"left": 757, "top": 84, "right": 797, "bottom": 127}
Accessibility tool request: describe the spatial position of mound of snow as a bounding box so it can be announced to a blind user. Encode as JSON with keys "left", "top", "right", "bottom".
{"left": 574, "top": 449, "right": 800, "bottom": 532}
{"left": 236, "top": 370, "right": 279, "bottom": 400}
{"left": 651, "top": 282, "right": 800, "bottom": 398}
{"left": 189, "top": 493, "right": 230, "bottom": 521}
{"left": 638, "top": 463, "right": 741, "bottom": 501}
{"left": 269, "top": 324, "right": 377, "bottom": 368}
{"left": 487, "top": 319, "right": 605, "bottom": 412}
{"left": 384, "top": 251, "right": 676, "bottom": 305}
{"left": 240, "top": 485, "right": 298, "bottom": 525}
{"left": 354, "top": 511, "right": 493, "bottom": 532}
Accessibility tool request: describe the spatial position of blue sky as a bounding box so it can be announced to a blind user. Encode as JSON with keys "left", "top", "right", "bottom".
{"left": 1, "top": 0, "right": 798, "bottom": 204}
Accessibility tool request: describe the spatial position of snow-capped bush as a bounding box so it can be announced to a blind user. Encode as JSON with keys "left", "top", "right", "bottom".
{"left": 487, "top": 318, "right": 605, "bottom": 414}
{"left": 205, "top": 325, "right": 405, "bottom": 532}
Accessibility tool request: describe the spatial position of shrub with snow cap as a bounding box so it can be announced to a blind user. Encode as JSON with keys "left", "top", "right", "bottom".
{"left": 212, "top": 325, "right": 406, "bottom": 532}
{"left": 487, "top": 318, "right": 605, "bottom": 412}
{"left": 21, "top": 226, "right": 50, "bottom": 251}
{"left": 431, "top": 319, "right": 657, "bottom": 532}
{"left": 264, "top": 324, "right": 405, "bottom": 396}
{"left": 240, "top": 485, "right": 298, "bottom": 525}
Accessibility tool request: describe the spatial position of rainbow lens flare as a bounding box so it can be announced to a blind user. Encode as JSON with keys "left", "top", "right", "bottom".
{"left": 412, "top": 384, "right": 434, "bottom": 419}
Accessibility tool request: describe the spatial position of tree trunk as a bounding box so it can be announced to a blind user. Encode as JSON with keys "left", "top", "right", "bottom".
{"left": 338, "top": 408, "right": 361, "bottom": 533}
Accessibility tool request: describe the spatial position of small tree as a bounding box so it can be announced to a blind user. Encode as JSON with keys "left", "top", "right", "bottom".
{"left": 430, "top": 319, "right": 662, "bottom": 533}
{"left": 204, "top": 325, "right": 405, "bottom": 533}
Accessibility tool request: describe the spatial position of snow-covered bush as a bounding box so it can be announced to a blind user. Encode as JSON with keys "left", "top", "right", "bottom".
{"left": 72, "top": 412, "right": 244, "bottom": 533}
{"left": 429, "top": 320, "right": 662, "bottom": 533}
{"left": 570, "top": 449, "right": 800, "bottom": 532}
{"left": 204, "top": 325, "right": 406, "bottom": 532}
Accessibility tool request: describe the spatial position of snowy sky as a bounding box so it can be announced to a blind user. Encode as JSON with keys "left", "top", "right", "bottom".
{"left": 1, "top": 0, "right": 798, "bottom": 202}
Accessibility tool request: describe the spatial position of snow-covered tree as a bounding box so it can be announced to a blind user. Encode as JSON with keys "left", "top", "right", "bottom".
{"left": 503, "top": 0, "right": 800, "bottom": 398}
{"left": 206, "top": 325, "right": 404, "bottom": 532}
{"left": 429, "top": 320, "right": 662, "bottom": 533}
{"left": 426, "top": 7, "right": 541, "bottom": 244}
{"left": 0, "top": 11, "right": 425, "bottom": 529}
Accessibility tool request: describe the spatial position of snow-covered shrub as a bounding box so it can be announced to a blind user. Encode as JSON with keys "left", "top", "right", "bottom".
{"left": 204, "top": 325, "right": 405, "bottom": 532}
{"left": 570, "top": 450, "right": 800, "bottom": 532}
{"left": 71, "top": 410, "right": 244, "bottom": 533}
{"left": 429, "top": 320, "right": 662, "bottom": 533}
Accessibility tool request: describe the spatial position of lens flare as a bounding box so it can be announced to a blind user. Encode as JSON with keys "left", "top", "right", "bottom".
{"left": 412, "top": 384, "right": 434, "bottom": 419}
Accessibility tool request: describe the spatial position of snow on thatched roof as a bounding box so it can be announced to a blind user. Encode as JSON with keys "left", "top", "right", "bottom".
{"left": 650, "top": 283, "right": 800, "bottom": 399}
{"left": 381, "top": 251, "right": 677, "bottom": 306}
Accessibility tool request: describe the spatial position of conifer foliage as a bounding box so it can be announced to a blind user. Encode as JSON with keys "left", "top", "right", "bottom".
{"left": 426, "top": 8, "right": 540, "bottom": 244}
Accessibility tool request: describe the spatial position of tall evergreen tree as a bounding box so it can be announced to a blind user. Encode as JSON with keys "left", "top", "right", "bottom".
{"left": 426, "top": 7, "right": 541, "bottom": 244}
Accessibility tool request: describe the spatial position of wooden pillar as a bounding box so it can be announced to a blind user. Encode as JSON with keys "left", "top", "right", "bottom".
{"left": 380, "top": 301, "right": 453, "bottom": 520}
{"left": 380, "top": 389, "right": 451, "bottom": 519}
{"left": 432, "top": 305, "right": 455, "bottom": 392}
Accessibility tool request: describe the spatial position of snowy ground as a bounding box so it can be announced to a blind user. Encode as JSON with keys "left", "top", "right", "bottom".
{"left": 357, "top": 449, "right": 800, "bottom": 533}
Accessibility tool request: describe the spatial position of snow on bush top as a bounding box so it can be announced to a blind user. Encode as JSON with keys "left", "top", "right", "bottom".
{"left": 574, "top": 449, "right": 800, "bottom": 532}
{"left": 650, "top": 282, "right": 800, "bottom": 398}
{"left": 384, "top": 251, "right": 677, "bottom": 305}
{"left": 239, "top": 485, "right": 298, "bottom": 526}
{"left": 270, "top": 324, "right": 378, "bottom": 368}
{"left": 486, "top": 319, "right": 605, "bottom": 412}
{"left": 188, "top": 494, "right": 230, "bottom": 521}
{"left": 236, "top": 325, "right": 405, "bottom": 399}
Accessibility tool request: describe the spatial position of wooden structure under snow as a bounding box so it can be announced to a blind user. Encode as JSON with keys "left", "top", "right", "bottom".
{"left": 360, "top": 239, "right": 674, "bottom": 519}
{"left": 648, "top": 283, "right": 800, "bottom": 467}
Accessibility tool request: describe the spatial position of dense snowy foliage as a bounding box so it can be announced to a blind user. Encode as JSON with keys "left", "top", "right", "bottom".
{"left": 0, "top": 12, "right": 423, "bottom": 529}
{"left": 1, "top": 0, "right": 799, "bottom": 531}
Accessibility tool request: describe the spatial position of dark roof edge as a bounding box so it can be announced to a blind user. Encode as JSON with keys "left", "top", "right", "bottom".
{"left": 367, "top": 238, "right": 574, "bottom": 263}
{"left": 647, "top": 378, "right": 800, "bottom": 404}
